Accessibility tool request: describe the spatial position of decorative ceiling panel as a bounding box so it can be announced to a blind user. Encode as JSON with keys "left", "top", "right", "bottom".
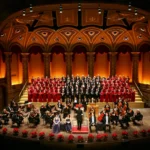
{"left": 82, "top": 9, "right": 103, "bottom": 26}
{"left": 56, "top": 9, "right": 78, "bottom": 27}
{"left": 35, "top": 12, "right": 53, "bottom": 27}
{"left": 107, "top": 10, "right": 125, "bottom": 26}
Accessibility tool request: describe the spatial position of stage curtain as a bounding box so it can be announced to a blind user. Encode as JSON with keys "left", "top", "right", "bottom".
{"left": 0, "top": 51, "right": 5, "bottom": 78}
{"left": 142, "top": 52, "right": 150, "bottom": 84}
{"left": 116, "top": 52, "right": 132, "bottom": 81}
{"left": 28, "top": 53, "right": 44, "bottom": 82}
{"left": 72, "top": 53, "right": 88, "bottom": 76}
{"left": 94, "top": 53, "right": 110, "bottom": 77}
{"left": 50, "top": 53, "right": 66, "bottom": 78}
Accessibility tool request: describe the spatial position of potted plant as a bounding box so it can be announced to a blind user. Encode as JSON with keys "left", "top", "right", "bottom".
{"left": 140, "top": 129, "right": 146, "bottom": 137}
{"left": 13, "top": 128, "right": 19, "bottom": 136}
{"left": 49, "top": 133, "right": 55, "bottom": 141}
{"left": 88, "top": 134, "right": 94, "bottom": 142}
{"left": 122, "top": 131, "right": 128, "bottom": 139}
{"left": 31, "top": 131, "right": 37, "bottom": 138}
{"left": 68, "top": 134, "right": 74, "bottom": 143}
{"left": 2, "top": 128, "right": 7, "bottom": 135}
{"left": 133, "top": 130, "right": 138, "bottom": 137}
{"left": 147, "top": 129, "right": 150, "bottom": 136}
{"left": 78, "top": 135, "right": 84, "bottom": 143}
{"left": 103, "top": 133, "right": 108, "bottom": 141}
{"left": 57, "top": 134, "right": 64, "bottom": 142}
{"left": 96, "top": 134, "right": 103, "bottom": 142}
{"left": 39, "top": 131, "right": 45, "bottom": 140}
{"left": 22, "top": 130, "right": 28, "bottom": 137}
{"left": 112, "top": 132, "right": 118, "bottom": 140}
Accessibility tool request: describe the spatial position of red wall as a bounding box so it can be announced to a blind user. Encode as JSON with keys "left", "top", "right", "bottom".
{"left": 141, "top": 52, "right": 150, "bottom": 84}
{"left": 72, "top": 53, "right": 88, "bottom": 76}
{"left": 28, "top": 53, "right": 44, "bottom": 82}
{"left": 94, "top": 53, "right": 110, "bottom": 77}
{"left": 11, "top": 53, "right": 22, "bottom": 85}
{"left": 116, "top": 52, "right": 132, "bottom": 82}
{"left": 0, "top": 51, "right": 5, "bottom": 78}
{"left": 50, "top": 53, "right": 66, "bottom": 78}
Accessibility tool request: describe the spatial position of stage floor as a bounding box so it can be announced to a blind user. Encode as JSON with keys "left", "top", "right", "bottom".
{"left": 0, "top": 107, "right": 150, "bottom": 142}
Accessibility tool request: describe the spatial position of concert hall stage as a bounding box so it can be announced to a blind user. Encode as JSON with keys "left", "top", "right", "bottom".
{"left": 0, "top": 107, "right": 150, "bottom": 150}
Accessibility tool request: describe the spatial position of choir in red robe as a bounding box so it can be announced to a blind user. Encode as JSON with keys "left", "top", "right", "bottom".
{"left": 100, "top": 76, "right": 135, "bottom": 102}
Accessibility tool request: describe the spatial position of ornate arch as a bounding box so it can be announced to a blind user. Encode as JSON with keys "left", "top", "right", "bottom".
{"left": 138, "top": 41, "right": 150, "bottom": 52}
{"left": 27, "top": 44, "right": 44, "bottom": 53}
{"left": 70, "top": 43, "right": 89, "bottom": 52}
{"left": 49, "top": 43, "right": 68, "bottom": 52}
{"left": 115, "top": 42, "right": 135, "bottom": 52}
{"left": 93, "top": 43, "right": 111, "bottom": 52}
{"left": 9, "top": 43, "right": 23, "bottom": 53}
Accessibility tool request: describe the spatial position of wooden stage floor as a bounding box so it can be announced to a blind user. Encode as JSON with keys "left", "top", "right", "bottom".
{"left": 0, "top": 103, "right": 150, "bottom": 142}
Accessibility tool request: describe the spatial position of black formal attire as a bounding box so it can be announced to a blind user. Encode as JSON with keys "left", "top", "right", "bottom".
{"left": 89, "top": 114, "right": 97, "bottom": 132}
{"left": 76, "top": 108, "right": 83, "bottom": 130}
{"left": 102, "top": 115, "right": 111, "bottom": 133}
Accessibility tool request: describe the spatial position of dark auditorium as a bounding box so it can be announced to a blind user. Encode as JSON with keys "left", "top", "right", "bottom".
{"left": 0, "top": 0, "right": 150, "bottom": 150}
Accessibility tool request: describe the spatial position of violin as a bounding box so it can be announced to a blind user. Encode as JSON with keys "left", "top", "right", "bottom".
{"left": 98, "top": 113, "right": 104, "bottom": 122}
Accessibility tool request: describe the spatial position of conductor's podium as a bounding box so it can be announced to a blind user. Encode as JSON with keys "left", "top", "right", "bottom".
{"left": 87, "top": 103, "right": 99, "bottom": 117}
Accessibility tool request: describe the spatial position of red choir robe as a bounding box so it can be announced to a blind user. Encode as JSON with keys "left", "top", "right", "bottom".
{"left": 32, "top": 91, "right": 37, "bottom": 102}
{"left": 100, "top": 91, "right": 104, "bottom": 102}
{"left": 43, "top": 92, "right": 47, "bottom": 102}
{"left": 48, "top": 91, "right": 52, "bottom": 102}
{"left": 38, "top": 92, "right": 43, "bottom": 102}
{"left": 28, "top": 91, "right": 32, "bottom": 102}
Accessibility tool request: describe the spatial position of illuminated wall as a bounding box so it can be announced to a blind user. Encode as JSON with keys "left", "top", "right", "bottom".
{"left": 28, "top": 53, "right": 44, "bottom": 82}
{"left": 141, "top": 52, "right": 150, "bottom": 84}
{"left": 0, "top": 51, "right": 5, "bottom": 78}
{"left": 116, "top": 52, "right": 132, "bottom": 82}
{"left": 11, "top": 53, "right": 22, "bottom": 85}
{"left": 94, "top": 53, "right": 110, "bottom": 77}
{"left": 72, "top": 53, "right": 88, "bottom": 76}
{"left": 50, "top": 53, "right": 66, "bottom": 78}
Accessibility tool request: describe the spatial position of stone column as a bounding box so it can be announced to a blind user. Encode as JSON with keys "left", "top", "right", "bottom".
{"left": 109, "top": 52, "right": 117, "bottom": 77}
{"left": 131, "top": 52, "right": 140, "bottom": 83}
{"left": 21, "top": 53, "right": 29, "bottom": 83}
{"left": 4, "top": 52, "right": 12, "bottom": 90}
{"left": 87, "top": 52, "right": 95, "bottom": 77}
{"left": 43, "top": 53, "right": 51, "bottom": 78}
{"left": 65, "top": 53, "right": 73, "bottom": 77}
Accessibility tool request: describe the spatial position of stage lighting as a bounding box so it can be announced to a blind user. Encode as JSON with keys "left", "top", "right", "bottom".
{"left": 78, "top": 3, "right": 81, "bottom": 11}
{"left": 22, "top": 10, "right": 26, "bottom": 16}
{"left": 30, "top": 4, "right": 33, "bottom": 12}
{"left": 128, "top": 2, "right": 132, "bottom": 11}
{"left": 98, "top": 5, "right": 102, "bottom": 14}
{"left": 134, "top": 8, "right": 138, "bottom": 15}
{"left": 60, "top": 4, "right": 63, "bottom": 13}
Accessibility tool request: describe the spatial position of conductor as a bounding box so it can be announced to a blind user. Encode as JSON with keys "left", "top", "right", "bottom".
{"left": 76, "top": 107, "right": 83, "bottom": 130}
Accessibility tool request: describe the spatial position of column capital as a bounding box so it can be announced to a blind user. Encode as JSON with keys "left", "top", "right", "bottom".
{"left": 64, "top": 52, "right": 73, "bottom": 55}
{"left": 4, "top": 52, "right": 12, "bottom": 56}
{"left": 131, "top": 52, "right": 140, "bottom": 55}
{"left": 109, "top": 52, "right": 118, "bottom": 55}
{"left": 42, "top": 53, "right": 51, "bottom": 56}
{"left": 21, "top": 53, "right": 29, "bottom": 56}
{"left": 86, "top": 52, "right": 95, "bottom": 55}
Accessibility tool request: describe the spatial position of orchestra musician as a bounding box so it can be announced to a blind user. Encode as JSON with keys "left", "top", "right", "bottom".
{"left": 89, "top": 112, "right": 97, "bottom": 133}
